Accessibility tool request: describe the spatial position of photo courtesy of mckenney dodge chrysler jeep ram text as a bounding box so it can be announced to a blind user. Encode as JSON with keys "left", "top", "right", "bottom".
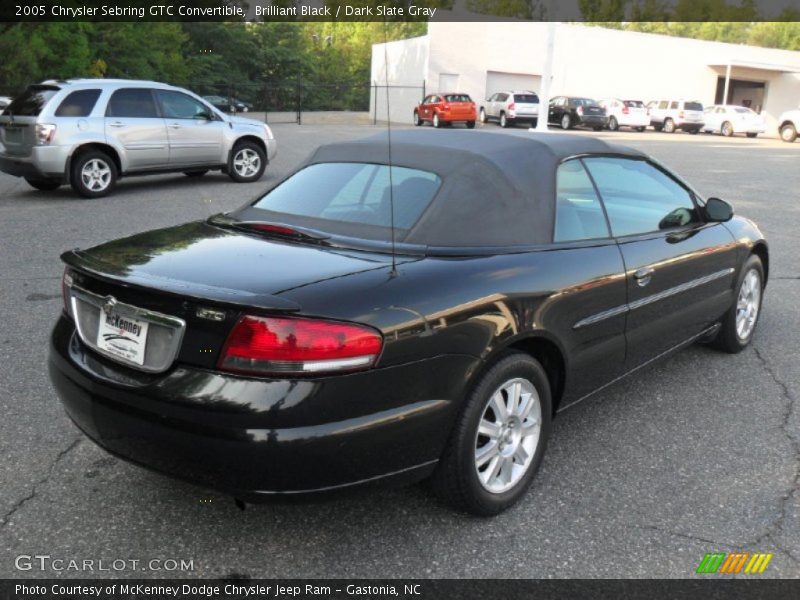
{"left": 0, "top": 79, "right": 277, "bottom": 198}
{"left": 49, "top": 130, "right": 768, "bottom": 516}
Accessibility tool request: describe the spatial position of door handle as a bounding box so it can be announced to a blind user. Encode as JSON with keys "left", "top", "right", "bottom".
{"left": 634, "top": 267, "right": 655, "bottom": 287}
{"left": 168, "top": 123, "right": 182, "bottom": 129}
{"left": 108, "top": 121, "right": 124, "bottom": 128}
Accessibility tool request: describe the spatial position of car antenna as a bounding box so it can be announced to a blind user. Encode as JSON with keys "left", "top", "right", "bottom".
{"left": 382, "top": 19, "right": 398, "bottom": 278}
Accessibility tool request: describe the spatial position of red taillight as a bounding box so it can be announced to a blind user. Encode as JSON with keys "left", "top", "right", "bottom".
{"left": 218, "top": 315, "right": 383, "bottom": 375}
{"left": 508, "top": 102, "right": 516, "bottom": 111}
{"left": 577, "top": 106, "right": 584, "bottom": 116}
{"left": 62, "top": 268, "right": 73, "bottom": 318}
{"left": 247, "top": 223, "right": 301, "bottom": 236}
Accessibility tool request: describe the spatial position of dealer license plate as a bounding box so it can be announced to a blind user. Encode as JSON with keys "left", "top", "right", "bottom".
{"left": 96, "top": 309, "right": 149, "bottom": 365}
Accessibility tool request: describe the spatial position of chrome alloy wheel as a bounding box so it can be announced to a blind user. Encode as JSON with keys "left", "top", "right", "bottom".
{"left": 736, "top": 268, "right": 762, "bottom": 341}
{"left": 474, "top": 377, "right": 541, "bottom": 494}
{"left": 233, "top": 148, "right": 261, "bottom": 178}
{"left": 80, "top": 158, "right": 112, "bottom": 192}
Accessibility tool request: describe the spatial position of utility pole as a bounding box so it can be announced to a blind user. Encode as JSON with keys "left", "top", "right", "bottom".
{"left": 533, "top": 21, "right": 557, "bottom": 132}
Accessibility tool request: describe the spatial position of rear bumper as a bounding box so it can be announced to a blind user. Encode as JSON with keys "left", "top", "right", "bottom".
{"left": 0, "top": 145, "right": 69, "bottom": 180}
{"left": 49, "top": 316, "right": 476, "bottom": 498}
{"left": 578, "top": 115, "right": 609, "bottom": 127}
{"left": 676, "top": 121, "right": 704, "bottom": 130}
{"left": 440, "top": 113, "right": 477, "bottom": 122}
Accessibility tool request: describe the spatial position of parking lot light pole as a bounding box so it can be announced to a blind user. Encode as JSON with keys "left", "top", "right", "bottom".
{"left": 533, "top": 22, "right": 557, "bottom": 132}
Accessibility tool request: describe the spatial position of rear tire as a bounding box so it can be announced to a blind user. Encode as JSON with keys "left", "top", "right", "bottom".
{"left": 710, "top": 255, "right": 764, "bottom": 354}
{"left": 663, "top": 118, "right": 675, "bottom": 133}
{"left": 228, "top": 141, "right": 266, "bottom": 183}
{"left": 184, "top": 170, "right": 209, "bottom": 177}
{"left": 413, "top": 111, "right": 422, "bottom": 126}
{"left": 608, "top": 116, "right": 619, "bottom": 131}
{"left": 70, "top": 150, "right": 117, "bottom": 198}
{"left": 780, "top": 123, "right": 797, "bottom": 142}
{"left": 499, "top": 112, "right": 508, "bottom": 128}
{"left": 466, "top": 121, "right": 476, "bottom": 129}
{"left": 561, "top": 114, "right": 571, "bottom": 130}
{"left": 25, "top": 177, "right": 61, "bottom": 191}
{"left": 433, "top": 113, "right": 441, "bottom": 128}
{"left": 431, "top": 352, "right": 552, "bottom": 516}
{"left": 479, "top": 108, "right": 487, "bottom": 124}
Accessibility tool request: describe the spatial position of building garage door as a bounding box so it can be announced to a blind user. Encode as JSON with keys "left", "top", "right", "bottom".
{"left": 485, "top": 71, "right": 541, "bottom": 101}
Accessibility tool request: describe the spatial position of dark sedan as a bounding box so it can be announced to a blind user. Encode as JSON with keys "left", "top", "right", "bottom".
{"left": 49, "top": 130, "right": 768, "bottom": 516}
{"left": 549, "top": 96, "right": 608, "bottom": 130}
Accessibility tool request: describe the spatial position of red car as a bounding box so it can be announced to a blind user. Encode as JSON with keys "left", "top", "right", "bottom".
{"left": 414, "top": 93, "right": 477, "bottom": 128}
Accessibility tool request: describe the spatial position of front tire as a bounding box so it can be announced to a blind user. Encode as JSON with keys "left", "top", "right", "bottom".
{"left": 413, "top": 111, "right": 422, "bottom": 126}
{"left": 25, "top": 177, "right": 61, "bottom": 191}
{"left": 780, "top": 123, "right": 797, "bottom": 142}
{"left": 721, "top": 122, "right": 734, "bottom": 137}
{"left": 561, "top": 114, "right": 571, "bottom": 130}
{"left": 228, "top": 141, "right": 266, "bottom": 183}
{"left": 70, "top": 150, "right": 117, "bottom": 198}
{"left": 663, "top": 118, "right": 675, "bottom": 133}
{"left": 433, "top": 113, "right": 441, "bottom": 128}
{"left": 710, "top": 255, "right": 764, "bottom": 353}
{"left": 479, "top": 108, "right": 487, "bottom": 124}
{"left": 608, "top": 116, "right": 619, "bottom": 131}
{"left": 499, "top": 112, "right": 508, "bottom": 128}
{"left": 431, "top": 352, "right": 552, "bottom": 516}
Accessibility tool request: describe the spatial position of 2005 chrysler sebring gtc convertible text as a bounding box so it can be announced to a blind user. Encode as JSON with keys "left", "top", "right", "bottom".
{"left": 49, "top": 130, "right": 768, "bottom": 515}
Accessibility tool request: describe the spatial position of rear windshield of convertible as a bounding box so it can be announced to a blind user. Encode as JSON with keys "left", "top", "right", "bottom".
{"left": 250, "top": 162, "right": 442, "bottom": 239}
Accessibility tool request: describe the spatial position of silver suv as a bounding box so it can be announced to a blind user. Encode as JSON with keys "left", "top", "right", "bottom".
{"left": 480, "top": 91, "right": 540, "bottom": 128}
{"left": 0, "top": 79, "right": 277, "bottom": 197}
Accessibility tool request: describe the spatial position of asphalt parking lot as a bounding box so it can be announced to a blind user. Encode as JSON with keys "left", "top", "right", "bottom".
{"left": 1, "top": 124, "right": 798, "bottom": 579}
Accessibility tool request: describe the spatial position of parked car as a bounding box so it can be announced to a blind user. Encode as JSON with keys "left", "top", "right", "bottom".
{"left": 0, "top": 79, "right": 276, "bottom": 197}
{"left": 778, "top": 108, "right": 800, "bottom": 142}
{"left": 50, "top": 129, "right": 768, "bottom": 516}
{"left": 648, "top": 99, "right": 704, "bottom": 133}
{"left": 480, "top": 91, "right": 539, "bottom": 128}
{"left": 548, "top": 96, "right": 608, "bottom": 130}
{"left": 414, "top": 93, "right": 477, "bottom": 128}
{"left": 598, "top": 98, "right": 649, "bottom": 131}
{"left": 701, "top": 105, "right": 765, "bottom": 138}
{"left": 0, "top": 96, "right": 12, "bottom": 114}
{"left": 202, "top": 95, "right": 250, "bottom": 113}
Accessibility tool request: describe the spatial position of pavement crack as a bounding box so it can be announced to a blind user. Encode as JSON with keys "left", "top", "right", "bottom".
{"left": 638, "top": 524, "right": 730, "bottom": 546}
{"left": 751, "top": 346, "right": 800, "bottom": 565}
{"left": 0, "top": 437, "right": 82, "bottom": 530}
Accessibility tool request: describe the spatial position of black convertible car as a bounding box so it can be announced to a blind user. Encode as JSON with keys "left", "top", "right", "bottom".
{"left": 49, "top": 130, "right": 767, "bottom": 515}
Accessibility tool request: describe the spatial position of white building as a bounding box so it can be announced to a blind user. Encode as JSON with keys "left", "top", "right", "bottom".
{"left": 371, "top": 21, "right": 800, "bottom": 137}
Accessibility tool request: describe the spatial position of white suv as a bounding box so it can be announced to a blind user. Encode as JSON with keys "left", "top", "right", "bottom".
{"left": 598, "top": 98, "right": 649, "bottom": 131}
{"left": 647, "top": 99, "right": 704, "bottom": 134}
{"left": 778, "top": 109, "right": 799, "bottom": 143}
{"left": 480, "top": 91, "right": 540, "bottom": 128}
{"left": 0, "top": 79, "right": 277, "bottom": 197}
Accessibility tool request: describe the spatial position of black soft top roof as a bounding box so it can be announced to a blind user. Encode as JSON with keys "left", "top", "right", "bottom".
{"left": 256, "top": 129, "right": 645, "bottom": 248}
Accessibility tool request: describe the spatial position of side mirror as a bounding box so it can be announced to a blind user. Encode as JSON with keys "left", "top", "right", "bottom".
{"left": 705, "top": 197, "right": 733, "bottom": 222}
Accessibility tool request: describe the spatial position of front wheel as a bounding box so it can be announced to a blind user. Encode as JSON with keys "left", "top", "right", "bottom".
{"left": 561, "top": 114, "right": 571, "bottom": 130}
{"left": 499, "top": 113, "right": 508, "bottom": 128}
{"left": 608, "top": 116, "right": 619, "bottom": 131}
{"left": 710, "top": 255, "right": 764, "bottom": 353}
{"left": 413, "top": 111, "right": 422, "bottom": 126}
{"left": 721, "top": 122, "right": 734, "bottom": 137}
{"left": 431, "top": 352, "right": 552, "bottom": 516}
{"left": 780, "top": 123, "right": 797, "bottom": 142}
{"left": 433, "top": 113, "right": 441, "bottom": 128}
{"left": 228, "top": 141, "right": 266, "bottom": 183}
{"left": 479, "top": 108, "right": 487, "bottom": 124}
{"left": 25, "top": 177, "right": 61, "bottom": 191}
{"left": 663, "top": 118, "right": 675, "bottom": 133}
